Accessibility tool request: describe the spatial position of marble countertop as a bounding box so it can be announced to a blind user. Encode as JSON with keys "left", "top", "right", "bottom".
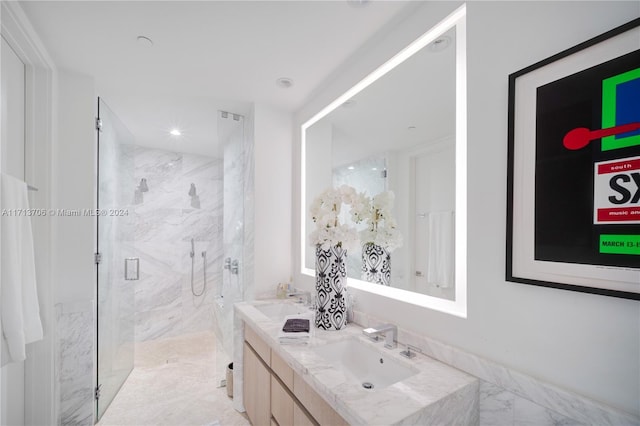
{"left": 235, "top": 299, "right": 478, "bottom": 425}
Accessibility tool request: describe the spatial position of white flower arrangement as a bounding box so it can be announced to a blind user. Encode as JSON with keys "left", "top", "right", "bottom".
{"left": 353, "top": 191, "right": 403, "bottom": 252}
{"left": 309, "top": 185, "right": 362, "bottom": 251}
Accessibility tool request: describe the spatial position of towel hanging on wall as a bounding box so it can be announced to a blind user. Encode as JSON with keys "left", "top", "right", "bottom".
{"left": 426, "top": 211, "right": 455, "bottom": 288}
{"left": 1, "top": 173, "right": 43, "bottom": 366}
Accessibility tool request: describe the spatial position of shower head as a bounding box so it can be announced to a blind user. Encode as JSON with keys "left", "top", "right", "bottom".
{"left": 188, "top": 183, "right": 197, "bottom": 197}
{"left": 139, "top": 178, "right": 149, "bottom": 192}
{"left": 190, "top": 238, "right": 195, "bottom": 258}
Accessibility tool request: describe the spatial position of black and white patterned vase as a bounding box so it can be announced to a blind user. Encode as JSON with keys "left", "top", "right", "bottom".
{"left": 361, "top": 242, "right": 391, "bottom": 286}
{"left": 315, "top": 245, "right": 347, "bottom": 330}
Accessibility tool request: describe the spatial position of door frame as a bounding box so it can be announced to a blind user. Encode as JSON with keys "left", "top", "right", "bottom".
{"left": 1, "top": 2, "right": 56, "bottom": 425}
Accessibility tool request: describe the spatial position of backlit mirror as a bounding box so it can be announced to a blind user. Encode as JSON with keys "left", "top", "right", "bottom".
{"left": 301, "top": 6, "right": 467, "bottom": 316}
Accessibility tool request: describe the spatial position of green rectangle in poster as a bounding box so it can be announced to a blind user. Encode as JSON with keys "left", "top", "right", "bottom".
{"left": 601, "top": 67, "right": 640, "bottom": 151}
{"left": 599, "top": 234, "right": 640, "bottom": 255}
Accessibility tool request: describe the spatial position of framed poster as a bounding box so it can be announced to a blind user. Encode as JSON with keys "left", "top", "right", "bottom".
{"left": 507, "top": 18, "right": 640, "bottom": 300}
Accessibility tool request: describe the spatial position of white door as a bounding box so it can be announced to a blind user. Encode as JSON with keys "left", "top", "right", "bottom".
{"left": 1, "top": 35, "right": 27, "bottom": 426}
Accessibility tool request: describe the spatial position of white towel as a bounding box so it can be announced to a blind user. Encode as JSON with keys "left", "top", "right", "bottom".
{"left": 1, "top": 173, "right": 43, "bottom": 366}
{"left": 278, "top": 313, "right": 314, "bottom": 345}
{"left": 426, "top": 211, "right": 455, "bottom": 288}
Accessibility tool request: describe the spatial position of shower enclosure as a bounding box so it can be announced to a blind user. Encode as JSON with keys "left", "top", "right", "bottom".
{"left": 95, "top": 98, "right": 136, "bottom": 420}
{"left": 94, "top": 102, "right": 249, "bottom": 421}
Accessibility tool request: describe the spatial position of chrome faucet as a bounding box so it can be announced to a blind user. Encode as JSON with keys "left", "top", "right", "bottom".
{"left": 363, "top": 324, "right": 397, "bottom": 349}
{"left": 287, "top": 289, "right": 311, "bottom": 305}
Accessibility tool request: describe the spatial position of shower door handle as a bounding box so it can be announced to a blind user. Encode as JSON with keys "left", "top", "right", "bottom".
{"left": 125, "top": 258, "right": 140, "bottom": 280}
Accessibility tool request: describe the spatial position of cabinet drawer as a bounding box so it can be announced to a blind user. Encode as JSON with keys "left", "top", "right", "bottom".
{"left": 243, "top": 342, "right": 271, "bottom": 426}
{"left": 271, "top": 376, "right": 294, "bottom": 426}
{"left": 294, "top": 374, "right": 348, "bottom": 426}
{"left": 245, "top": 323, "right": 271, "bottom": 365}
{"left": 271, "top": 349, "right": 293, "bottom": 390}
{"left": 293, "top": 401, "right": 317, "bottom": 426}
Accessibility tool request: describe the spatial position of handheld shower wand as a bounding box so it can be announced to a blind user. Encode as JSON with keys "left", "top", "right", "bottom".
{"left": 189, "top": 238, "right": 205, "bottom": 297}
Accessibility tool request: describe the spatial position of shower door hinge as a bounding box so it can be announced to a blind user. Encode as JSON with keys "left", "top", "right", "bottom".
{"left": 94, "top": 384, "right": 102, "bottom": 401}
{"left": 95, "top": 117, "right": 103, "bottom": 132}
{"left": 94, "top": 252, "right": 102, "bottom": 264}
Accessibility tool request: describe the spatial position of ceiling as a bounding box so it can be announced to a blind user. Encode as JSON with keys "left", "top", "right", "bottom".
{"left": 19, "top": 1, "right": 419, "bottom": 157}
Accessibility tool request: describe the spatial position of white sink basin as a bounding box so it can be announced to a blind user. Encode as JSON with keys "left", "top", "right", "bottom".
{"left": 312, "top": 339, "right": 417, "bottom": 389}
{"left": 255, "top": 302, "right": 311, "bottom": 321}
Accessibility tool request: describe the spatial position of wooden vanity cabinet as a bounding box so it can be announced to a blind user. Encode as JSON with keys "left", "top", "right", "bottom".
{"left": 243, "top": 323, "right": 347, "bottom": 426}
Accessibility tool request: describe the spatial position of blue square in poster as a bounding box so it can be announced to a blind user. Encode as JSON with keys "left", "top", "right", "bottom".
{"left": 616, "top": 77, "right": 640, "bottom": 138}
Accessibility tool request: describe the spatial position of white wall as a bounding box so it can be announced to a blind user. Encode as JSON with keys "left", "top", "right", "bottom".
{"left": 252, "top": 103, "right": 292, "bottom": 297}
{"left": 52, "top": 69, "right": 96, "bottom": 304}
{"left": 294, "top": 1, "right": 640, "bottom": 416}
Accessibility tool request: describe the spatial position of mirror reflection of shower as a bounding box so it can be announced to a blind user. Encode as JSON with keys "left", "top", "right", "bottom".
{"left": 189, "top": 182, "right": 201, "bottom": 208}
{"left": 190, "top": 237, "right": 206, "bottom": 297}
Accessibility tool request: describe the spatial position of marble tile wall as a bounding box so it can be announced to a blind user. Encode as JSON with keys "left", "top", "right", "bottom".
{"left": 234, "top": 112, "right": 255, "bottom": 403}
{"left": 133, "top": 147, "right": 224, "bottom": 343}
{"left": 56, "top": 301, "right": 94, "bottom": 426}
{"left": 242, "top": 112, "right": 255, "bottom": 304}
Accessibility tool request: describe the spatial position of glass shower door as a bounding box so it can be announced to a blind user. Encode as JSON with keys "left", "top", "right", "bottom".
{"left": 96, "top": 98, "right": 135, "bottom": 420}
{"left": 215, "top": 111, "right": 245, "bottom": 390}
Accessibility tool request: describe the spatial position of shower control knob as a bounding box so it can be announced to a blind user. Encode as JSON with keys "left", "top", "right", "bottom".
{"left": 230, "top": 259, "right": 239, "bottom": 275}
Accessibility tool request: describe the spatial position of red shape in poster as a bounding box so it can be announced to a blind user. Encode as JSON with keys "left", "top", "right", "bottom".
{"left": 563, "top": 122, "right": 640, "bottom": 150}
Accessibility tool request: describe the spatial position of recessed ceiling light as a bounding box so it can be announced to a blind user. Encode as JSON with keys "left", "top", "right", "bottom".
{"left": 428, "top": 36, "right": 451, "bottom": 53}
{"left": 347, "top": 166, "right": 355, "bottom": 170}
{"left": 342, "top": 99, "right": 357, "bottom": 108}
{"left": 347, "top": 0, "right": 370, "bottom": 8}
{"left": 276, "top": 77, "right": 294, "bottom": 89}
{"left": 170, "top": 129, "right": 181, "bottom": 136}
{"left": 137, "top": 35, "right": 154, "bottom": 47}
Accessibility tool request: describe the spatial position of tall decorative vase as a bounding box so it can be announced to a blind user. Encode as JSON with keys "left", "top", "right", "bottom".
{"left": 315, "top": 245, "right": 347, "bottom": 330}
{"left": 362, "top": 242, "right": 391, "bottom": 286}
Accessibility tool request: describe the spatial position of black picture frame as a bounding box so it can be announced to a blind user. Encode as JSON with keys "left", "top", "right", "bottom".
{"left": 506, "top": 18, "right": 640, "bottom": 300}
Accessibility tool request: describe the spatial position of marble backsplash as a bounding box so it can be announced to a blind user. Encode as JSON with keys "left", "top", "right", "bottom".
{"left": 133, "top": 147, "right": 224, "bottom": 343}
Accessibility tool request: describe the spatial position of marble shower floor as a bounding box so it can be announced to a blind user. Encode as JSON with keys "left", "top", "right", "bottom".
{"left": 98, "top": 331, "right": 249, "bottom": 426}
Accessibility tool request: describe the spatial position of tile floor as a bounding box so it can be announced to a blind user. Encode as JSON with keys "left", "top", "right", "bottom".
{"left": 98, "top": 331, "right": 249, "bottom": 426}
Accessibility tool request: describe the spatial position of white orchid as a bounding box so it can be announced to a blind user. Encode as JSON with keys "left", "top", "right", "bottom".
{"left": 359, "top": 190, "right": 403, "bottom": 252}
{"left": 309, "top": 185, "right": 363, "bottom": 251}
